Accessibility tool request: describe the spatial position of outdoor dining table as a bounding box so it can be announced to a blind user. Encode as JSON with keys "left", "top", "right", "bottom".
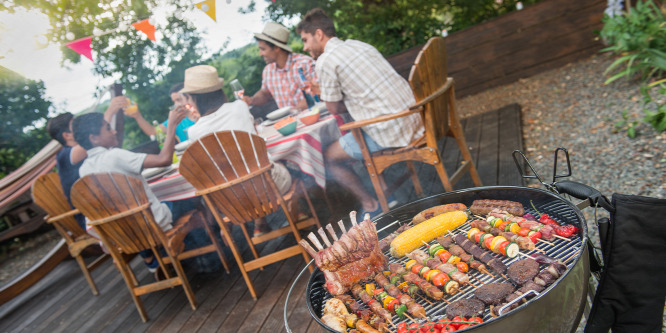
{"left": 148, "top": 112, "right": 346, "bottom": 202}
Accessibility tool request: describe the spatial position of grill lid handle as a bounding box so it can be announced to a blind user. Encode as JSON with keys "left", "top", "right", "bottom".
{"left": 554, "top": 180, "right": 614, "bottom": 213}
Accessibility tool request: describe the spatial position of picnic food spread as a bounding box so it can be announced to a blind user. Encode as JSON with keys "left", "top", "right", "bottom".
{"left": 300, "top": 200, "right": 582, "bottom": 332}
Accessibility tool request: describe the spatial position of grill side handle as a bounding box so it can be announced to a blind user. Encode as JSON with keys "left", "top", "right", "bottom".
{"left": 554, "top": 180, "right": 614, "bottom": 213}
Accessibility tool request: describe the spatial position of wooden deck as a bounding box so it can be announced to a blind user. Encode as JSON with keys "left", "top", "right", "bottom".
{"left": 0, "top": 104, "right": 524, "bottom": 333}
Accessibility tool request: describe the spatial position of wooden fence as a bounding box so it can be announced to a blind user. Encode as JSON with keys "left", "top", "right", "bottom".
{"left": 387, "top": 0, "right": 607, "bottom": 97}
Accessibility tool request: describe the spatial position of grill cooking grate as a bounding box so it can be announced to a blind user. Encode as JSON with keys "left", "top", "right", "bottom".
{"left": 307, "top": 191, "right": 585, "bottom": 331}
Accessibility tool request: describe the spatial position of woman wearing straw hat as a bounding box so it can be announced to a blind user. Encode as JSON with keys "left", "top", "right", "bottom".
{"left": 243, "top": 22, "right": 316, "bottom": 111}
{"left": 182, "top": 64, "right": 292, "bottom": 237}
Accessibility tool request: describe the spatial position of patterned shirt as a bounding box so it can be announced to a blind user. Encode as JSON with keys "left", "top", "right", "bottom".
{"left": 316, "top": 37, "right": 423, "bottom": 148}
{"left": 261, "top": 53, "right": 316, "bottom": 109}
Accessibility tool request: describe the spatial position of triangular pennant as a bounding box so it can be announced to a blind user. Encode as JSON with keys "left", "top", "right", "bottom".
{"left": 132, "top": 19, "right": 156, "bottom": 41}
{"left": 65, "top": 37, "right": 93, "bottom": 61}
{"left": 195, "top": 0, "right": 216, "bottom": 22}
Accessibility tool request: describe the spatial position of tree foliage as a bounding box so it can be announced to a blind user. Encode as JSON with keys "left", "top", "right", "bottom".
{"left": 1, "top": 0, "right": 209, "bottom": 148}
{"left": 245, "top": 0, "right": 541, "bottom": 55}
{"left": 0, "top": 68, "right": 52, "bottom": 178}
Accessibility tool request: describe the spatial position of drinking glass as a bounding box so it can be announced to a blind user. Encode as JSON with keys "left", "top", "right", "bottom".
{"left": 229, "top": 79, "right": 245, "bottom": 101}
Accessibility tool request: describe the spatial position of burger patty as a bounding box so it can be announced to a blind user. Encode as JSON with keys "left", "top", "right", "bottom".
{"left": 446, "top": 298, "right": 485, "bottom": 319}
{"left": 507, "top": 259, "right": 540, "bottom": 285}
{"left": 475, "top": 282, "right": 515, "bottom": 305}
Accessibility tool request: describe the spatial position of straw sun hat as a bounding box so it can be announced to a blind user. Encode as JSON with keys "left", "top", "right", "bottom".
{"left": 254, "top": 22, "right": 293, "bottom": 52}
{"left": 180, "top": 65, "right": 224, "bottom": 94}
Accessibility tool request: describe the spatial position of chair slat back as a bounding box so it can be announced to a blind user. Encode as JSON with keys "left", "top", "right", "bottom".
{"left": 408, "top": 37, "right": 450, "bottom": 141}
{"left": 71, "top": 173, "right": 159, "bottom": 254}
{"left": 32, "top": 172, "right": 86, "bottom": 240}
{"left": 180, "top": 130, "right": 280, "bottom": 225}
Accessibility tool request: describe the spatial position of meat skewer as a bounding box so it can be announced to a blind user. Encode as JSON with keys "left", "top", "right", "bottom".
{"left": 470, "top": 199, "right": 525, "bottom": 216}
{"left": 406, "top": 249, "right": 475, "bottom": 288}
{"left": 388, "top": 263, "right": 448, "bottom": 301}
{"left": 452, "top": 233, "right": 507, "bottom": 274}
{"left": 351, "top": 284, "right": 393, "bottom": 324}
{"left": 373, "top": 273, "right": 427, "bottom": 319}
{"left": 438, "top": 235, "right": 494, "bottom": 277}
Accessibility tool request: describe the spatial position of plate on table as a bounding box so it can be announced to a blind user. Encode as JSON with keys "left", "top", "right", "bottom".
{"left": 266, "top": 106, "right": 293, "bottom": 120}
{"left": 141, "top": 166, "right": 173, "bottom": 181}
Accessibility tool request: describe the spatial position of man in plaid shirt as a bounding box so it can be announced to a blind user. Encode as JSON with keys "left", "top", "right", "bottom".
{"left": 297, "top": 9, "right": 423, "bottom": 217}
{"left": 244, "top": 22, "right": 316, "bottom": 111}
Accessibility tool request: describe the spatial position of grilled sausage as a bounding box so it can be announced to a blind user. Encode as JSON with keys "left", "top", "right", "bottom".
{"left": 412, "top": 203, "right": 467, "bottom": 224}
{"left": 470, "top": 200, "right": 525, "bottom": 216}
{"left": 356, "top": 319, "right": 382, "bottom": 333}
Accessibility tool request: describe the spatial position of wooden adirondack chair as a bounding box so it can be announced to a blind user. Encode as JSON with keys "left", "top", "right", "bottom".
{"left": 339, "top": 36, "right": 482, "bottom": 212}
{"left": 31, "top": 172, "right": 109, "bottom": 295}
{"left": 179, "top": 130, "right": 320, "bottom": 299}
{"left": 70, "top": 172, "right": 229, "bottom": 322}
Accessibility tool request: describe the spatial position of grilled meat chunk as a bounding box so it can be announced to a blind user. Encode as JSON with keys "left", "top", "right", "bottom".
{"left": 475, "top": 282, "right": 515, "bottom": 305}
{"left": 446, "top": 298, "right": 485, "bottom": 319}
{"left": 470, "top": 199, "right": 525, "bottom": 216}
{"left": 507, "top": 259, "right": 540, "bottom": 285}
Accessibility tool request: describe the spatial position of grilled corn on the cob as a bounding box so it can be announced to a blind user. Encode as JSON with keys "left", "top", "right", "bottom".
{"left": 390, "top": 210, "right": 468, "bottom": 257}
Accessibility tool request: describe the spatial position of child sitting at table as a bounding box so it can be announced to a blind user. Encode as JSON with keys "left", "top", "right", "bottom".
{"left": 72, "top": 108, "right": 208, "bottom": 276}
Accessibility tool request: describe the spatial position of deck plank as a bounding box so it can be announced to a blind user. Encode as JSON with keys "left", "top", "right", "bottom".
{"left": 0, "top": 104, "right": 523, "bottom": 333}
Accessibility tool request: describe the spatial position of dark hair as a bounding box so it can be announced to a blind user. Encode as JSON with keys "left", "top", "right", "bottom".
{"left": 169, "top": 82, "right": 184, "bottom": 94}
{"left": 46, "top": 112, "right": 74, "bottom": 145}
{"left": 254, "top": 37, "right": 277, "bottom": 49}
{"left": 297, "top": 8, "right": 336, "bottom": 37}
{"left": 189, "top": 90, "right": 227, "bottom": 116}
{"left": 72, "top": 113, "right": 105, "bottom": 150}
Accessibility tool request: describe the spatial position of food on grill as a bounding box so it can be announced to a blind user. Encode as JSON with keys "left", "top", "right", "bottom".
{"left": 322, "top": 298, "right": 358, "bottom": 331}
{"left": 529, "top": 253, "right": 558, "bottom": 265}
{"left": 411, "top": 203, "right": 467, "bottom": 224}
{"left": 437, "top": 235, "right": 493, "bottom": 276}
{"left": 378, "top": 224, "right": 411, "bottom": 252}
{"left": 446, "top": 298, "right": 485, "bottom": 319}
{"left": 490, "top": 262, "right": 568, "bottom": 316}
{"left": 470, "top": 219, "right": 538, "bottom": 251}
{"left": 299, "top": 212, "right": 388, "bottom": 295}
{"left": 406, "top": 249, "right": 470, "bottom": 286}
{"left": 355, "top": 319, "right": 382, "bottom": 333}
{"left": 470, "top": 199, "right": 525, "bottom": 216}
{"left": 488, "top": 209, "right": 559, "bottom": 241}
{"left": 507, "top": 259, "right": 540, "bottom": 285}
{"left": 351, "top": 284, "right": 393, "bottom": 323}
{"left": 374, "top": 273, "right": 426, "bottom": 319}
{"left": 390, "top": 210, "right": 468, "bottom": 257}
{"left": 321, "top": 313, "right": 347, "bottom": 332}
{"left": 474, "top": 282, "right": 515, "bottom": 305}
{"left": 453, "top": 233, "right": 507, "bottom": 274}
{"left": 335, "top": 294, "right": 362, "bottom": 314}
{"left": 467, "top": 228, "right": 521, "bottom": 258}
{"left": 389, "top": 263, "right": 446, "bottom": 299}
{"left": 356, "top": 309, "right": 390, "bottom": 332}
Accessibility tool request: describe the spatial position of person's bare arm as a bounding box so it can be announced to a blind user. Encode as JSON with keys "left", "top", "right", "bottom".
{"left": 142, "top": 107, "right": 188, "bottom": 168}
{"left": 126, "top": 110, "right": 157, "bottom": 137}
{"left": 70, "top": 145, "right": 87, "bottom": 164}
{"left": 103, "top": 96, "right": 128, "bottom": 123}
{"left": 243, "top": 89, "right": 272, "bottom": 107}
{"left": 326, "top": 101, "right": 347, "bottom": 115}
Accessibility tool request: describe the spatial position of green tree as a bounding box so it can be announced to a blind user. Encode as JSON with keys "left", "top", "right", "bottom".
{"left": 243, "top": 0, "right": 541, "bottom": 55}
{"left": 1, "top": 0, "right": 209, "bottom": 148}
{"left": 0, "top": 67, "right": 52, "bottom": 178}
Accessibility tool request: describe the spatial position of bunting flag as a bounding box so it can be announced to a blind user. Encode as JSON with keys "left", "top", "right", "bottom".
{"left": 132, "top": 19, "right": 156, "bottom": 41}
{"left": 195, "top": 0, "right": 217, "bottom": 22}
{"left": 65, "top": 37, "right": 93, "bottom": 61}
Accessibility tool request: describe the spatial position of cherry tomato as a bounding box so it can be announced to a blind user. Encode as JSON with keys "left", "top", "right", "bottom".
{"left": 409, "top": 322, "right": 421, "bottom": 333}
{"left": 420, "top": 323, "right": 435, "bottom": 332}
{"left": 443, "top": 326, "right": 457, "bottom": 332}
{"left": 397, "top": 328, "right": 409, "bottom": 333}
{"left": 432, "top": 273, "right": 450, "bottom": 287}
{"left": 439, "top": 251, "right": 452, "bottom": 263}
{"left": 538, "top": 214, "right": 551, "bottom": 223}
{"left": 397, "top": 322, "right": 409, "bottom": 328}
{"left": 451, "top": 316, "right": 465, "bottom": 329}
{"left": 528, "top": 231, "right": 542, "bottom": 243}
{"left": 412, "top": 264, "right": 424, "bottom": 274}
{"left": 434, "top": 318, "right": 450, "bottom": 330}
{"left": 518, "top": 227, "right": 530, "bottom": 237}
{"left": 468, "top": 316, "right": 483, "bottom": 326}
{"left": 483, "top": 236, "right": 494, "bottom": 249}
{"left": 456, "top": 262, "right": 469, "bottom": 273}
{"left": 458, "top": 324, "right": 470, "bottom": 330}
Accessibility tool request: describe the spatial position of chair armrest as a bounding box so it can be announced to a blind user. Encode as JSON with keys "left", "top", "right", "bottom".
{"left": 338, "top": 106, "right": 424, "bottom": 131}
{"left": 409, "top": 77, "right": 454, "bottom": 110}
{"left": 46, "top": 209, "right": 81, "bottom": 223}
{"left": 87, "top": 203, "right": 151, "bottom": 225}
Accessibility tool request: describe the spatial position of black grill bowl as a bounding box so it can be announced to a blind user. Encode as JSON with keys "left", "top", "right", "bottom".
{"left": 305, "top": 186, "right": 590, "bottom": 333}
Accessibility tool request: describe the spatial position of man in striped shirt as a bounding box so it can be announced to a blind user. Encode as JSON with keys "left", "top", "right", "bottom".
{"left": 297, "top": 8, "right": 423, "bottom": 216}
{"left": 243, "top": 22, "right": 316, "bottom": 111}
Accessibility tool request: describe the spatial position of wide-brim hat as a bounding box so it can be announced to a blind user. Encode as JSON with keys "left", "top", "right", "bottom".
{"left": 180, "top": 65, "right": 224, "bottom": 94}
{"left": 254, "top": 22, "right": 292, "bottom": 53}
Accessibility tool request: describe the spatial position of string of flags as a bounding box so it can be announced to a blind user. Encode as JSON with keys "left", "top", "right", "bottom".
{"left": 65, "top": 0, "right": 223, "bottom": 62}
